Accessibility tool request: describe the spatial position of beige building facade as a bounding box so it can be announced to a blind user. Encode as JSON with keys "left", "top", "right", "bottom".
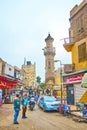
{"left": 22, "top": 61, "right": 36, "bottom": 88}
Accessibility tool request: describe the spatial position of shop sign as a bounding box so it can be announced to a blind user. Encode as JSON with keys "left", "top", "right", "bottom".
{"left": 53, "top": 86, "right": 61, "bottom": 90}
{"left": 64, "top": 73, "right": 84, "bottom": 84}
{"left": 0, "top": 81, "right": 6, "bottom": 87}
{"left": 0, "top": 75, "right": 18, "bottom": 89}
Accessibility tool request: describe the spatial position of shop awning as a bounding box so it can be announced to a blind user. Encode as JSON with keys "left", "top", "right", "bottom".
{"left": 81, "top": 73, "right": 87, "bottom": 88}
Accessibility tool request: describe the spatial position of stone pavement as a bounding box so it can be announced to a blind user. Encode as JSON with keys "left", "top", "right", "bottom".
{"left": 0, "top": 103, "right": 87, "bottom": 120}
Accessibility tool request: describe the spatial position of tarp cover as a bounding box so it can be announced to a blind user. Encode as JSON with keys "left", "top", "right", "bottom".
{"left": 81, "top": 73, "right": 87, "bottom": 88}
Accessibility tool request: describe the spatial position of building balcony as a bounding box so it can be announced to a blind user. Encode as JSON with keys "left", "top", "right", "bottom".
{"left": 43, "top": 47, "right": 56, "bottom": 56}
{"left": 63, "top": 38, "right": 74, "bottom": 52}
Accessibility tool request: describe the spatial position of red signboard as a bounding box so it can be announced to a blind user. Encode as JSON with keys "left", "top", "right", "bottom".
{"left": 0, "top": 75, "right": 18, "bottom": 89}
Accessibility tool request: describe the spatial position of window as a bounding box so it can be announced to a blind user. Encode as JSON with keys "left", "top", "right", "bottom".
{"left": 77, "top": 14, "right": 84, "bottom": 33}
{"left": 78, "top": 42, "right": 87, "bottom": 62}
{"left": 9, "top": 68, "right": 11, "bottom": 71}
{"left": 48, "top": 61, "right": 50, "bottom": 69}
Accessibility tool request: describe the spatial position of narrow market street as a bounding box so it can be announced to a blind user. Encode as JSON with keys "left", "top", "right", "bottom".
{"left": 0, "top": 104, "right": 87, "bottom": 130}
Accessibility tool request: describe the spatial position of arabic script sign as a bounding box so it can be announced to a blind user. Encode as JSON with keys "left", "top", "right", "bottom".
{"left": 64, "top": 73, "right": 84, "bottom": 84}
{"left": 0, "top": 81, "right": 6, "bottom": 87}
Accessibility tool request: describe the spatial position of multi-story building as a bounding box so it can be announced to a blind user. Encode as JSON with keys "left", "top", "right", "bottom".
{"left": 22, "top": 61, "right": 36, "bottom": 88}
{"left": 0, "top": 60, "right": 18, "bottom": 96}
{"left": 63, "top": 0, "right": 87, "bottom": 104}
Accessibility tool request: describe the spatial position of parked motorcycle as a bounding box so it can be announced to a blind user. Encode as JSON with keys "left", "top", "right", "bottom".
{"left": 28, "top": 95, "right": 35, "bottom": 111}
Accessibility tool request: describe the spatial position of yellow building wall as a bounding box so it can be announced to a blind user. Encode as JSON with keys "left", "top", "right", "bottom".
{"left": 54, "top": 76, "right": 66, "bottom": 97}
{"left": 72, "top": 38, "right": 87, "bottom": 71}
{"left": 55, "top": 76, "right": 61, "bottom": 86}
{"left": 56, "top": 88, "right": 66, "bottom": 97}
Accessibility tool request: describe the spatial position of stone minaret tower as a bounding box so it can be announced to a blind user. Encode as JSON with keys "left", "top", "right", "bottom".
{"left": 43, "top": 33, "right": 56, "bottom": 87}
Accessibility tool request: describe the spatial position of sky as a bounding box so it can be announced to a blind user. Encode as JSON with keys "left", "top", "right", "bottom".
{"left": 0, "top": 0, "right": 82, "bottom": 81}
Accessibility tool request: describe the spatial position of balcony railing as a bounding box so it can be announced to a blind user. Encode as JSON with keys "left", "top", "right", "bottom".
{"left": 63, "top": 37, "right": 74, "bottom": 45}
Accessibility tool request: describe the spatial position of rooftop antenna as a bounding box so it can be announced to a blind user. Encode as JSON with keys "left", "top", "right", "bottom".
{"left": 24, "top": 57, "right": 26, "bottom": 65}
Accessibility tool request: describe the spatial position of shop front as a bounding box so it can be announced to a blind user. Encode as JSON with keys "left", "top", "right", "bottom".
{"left": 0, "top": 75, "right": 18, "bottom": 103}
{"left": 63, "top": 70, "right": 87, "bottom": 105}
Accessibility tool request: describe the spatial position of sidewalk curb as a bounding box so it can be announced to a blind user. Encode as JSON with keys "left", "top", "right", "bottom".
{"left": 70, "top": 111, "right": 87, "bottom": 120}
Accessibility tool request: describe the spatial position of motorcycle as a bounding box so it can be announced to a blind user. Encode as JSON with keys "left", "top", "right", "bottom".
{"left": 28, "top": 96, "right": 35, "bottom": 111}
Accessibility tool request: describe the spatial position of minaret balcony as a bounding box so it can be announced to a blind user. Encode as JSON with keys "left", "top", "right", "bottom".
{"left": 44, "top": 47, "right": 56, "bottom": 56}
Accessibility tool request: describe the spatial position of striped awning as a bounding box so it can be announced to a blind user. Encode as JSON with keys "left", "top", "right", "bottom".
{"left": 81, "top": 73, "right": 87, "bottom": 88}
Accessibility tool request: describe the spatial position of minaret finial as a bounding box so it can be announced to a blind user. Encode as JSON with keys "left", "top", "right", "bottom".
{"left": 48, "top": 32, "right": 50, "bottom": 35}
{"left": 45, "top": 33, "right": 54, "bottom": 41}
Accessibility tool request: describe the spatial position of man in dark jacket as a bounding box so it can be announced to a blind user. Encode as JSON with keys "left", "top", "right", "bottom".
{"left": 13, "top": 94, "right": 20, "bottom": 124}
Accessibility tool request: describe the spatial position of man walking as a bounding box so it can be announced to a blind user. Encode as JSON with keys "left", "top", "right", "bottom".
{"left": 13, "top": 93, "right": 21, "bottom": 124}
{"left": 22, "top": 93, "right": 28, "bottom": 119}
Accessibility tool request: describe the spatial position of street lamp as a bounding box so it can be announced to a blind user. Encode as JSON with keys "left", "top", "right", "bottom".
{"left": 54, "top": 60, "right": 63, "bottom": 109}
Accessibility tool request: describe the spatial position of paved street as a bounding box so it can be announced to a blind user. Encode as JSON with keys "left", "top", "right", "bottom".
{"left": 0, "top": 104, "right": 87, "bottom": 130}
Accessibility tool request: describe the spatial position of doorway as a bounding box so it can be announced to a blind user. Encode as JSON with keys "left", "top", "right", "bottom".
{"left": 66, "top": 85, "right": 74, "bottom": 105}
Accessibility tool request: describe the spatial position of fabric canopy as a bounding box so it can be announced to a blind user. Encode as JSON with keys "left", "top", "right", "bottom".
{"left": 81, "top": 73, "right": 87, "bottom": 88}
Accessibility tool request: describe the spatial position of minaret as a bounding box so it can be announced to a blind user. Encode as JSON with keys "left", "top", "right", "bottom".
{"left": 43, "top": 33, "right": 56, "bottom": 94}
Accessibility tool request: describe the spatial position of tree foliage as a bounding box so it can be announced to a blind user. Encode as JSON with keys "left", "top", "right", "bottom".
{"left": 36, "top": 76, "right": 41, "bottom": 84}
{"left": 40, "top": 82, "right": 46, "bottom": 90}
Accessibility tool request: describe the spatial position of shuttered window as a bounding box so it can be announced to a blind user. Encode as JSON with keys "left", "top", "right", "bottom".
{"left": 78, "top": 42, "right": 87, "bottom": 62}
